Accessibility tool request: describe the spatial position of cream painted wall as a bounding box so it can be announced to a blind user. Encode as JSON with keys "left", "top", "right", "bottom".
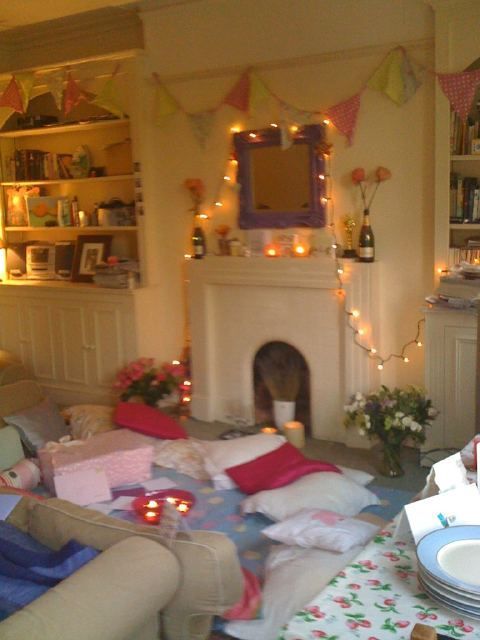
{"left": 138, "top": 0, "right": 435, "bottom": 387}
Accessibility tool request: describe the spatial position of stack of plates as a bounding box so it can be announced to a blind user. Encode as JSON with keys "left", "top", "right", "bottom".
{"left": 416, "top": 526, "right": 480, "bottom": 619}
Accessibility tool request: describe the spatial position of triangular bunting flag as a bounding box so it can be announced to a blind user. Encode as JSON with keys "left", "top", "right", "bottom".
{"left": 0, "top": 77, "right": 24, "bottom": 113}
{"left": 153, "top": 82, "right": 179, "bottom": 126}
{"left": 0, "top": 107, "right": 14, "bottom": 129}
{"left": 401, "top": 52, "right": 423, "bottom": 103}
{"left": 224, "top": 72, "right": 250, "bottom": 112}
{"left": 45, "top": 71, "right": 64, "bottom": 111}
{"left": 249, "top": 72, "right": 270, "bottom": 112}
{"left": 63, "top": 72, "right": 85, "bottom": 115}
{"left": 367, "top": 47, "right": 422, "bottom": 106}
{"left": 92, "top": 77, "right": 124, "bottom": 118}
{"left": 282, "top": 103, "right": 312, "bottom": 126}
{"left": 16, "top": 73, "right": 35, "bottom": 112}
{"left": 325, "top": 92, "right": 362, "bottom": 145}
{"left": 437, "top": 69, "right": 480, "bottom": 122}
{"left": 187, "top": 110, "right": 215, "bottom": 149}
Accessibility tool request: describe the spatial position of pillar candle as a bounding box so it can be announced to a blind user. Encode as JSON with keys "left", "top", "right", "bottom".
{"left": 261, "top": 426, "right": 278, "bottom": 435}
{"left": 283, "top": 421, "right": 305, "bottom": 448}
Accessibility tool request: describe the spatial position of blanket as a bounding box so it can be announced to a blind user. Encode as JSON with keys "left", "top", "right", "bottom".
{"left": 0, "top": 521, "right": 99, "bottom": 620}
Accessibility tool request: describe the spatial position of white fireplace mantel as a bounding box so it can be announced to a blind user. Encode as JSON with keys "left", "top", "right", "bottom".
{"left": 187, "top": 256, "right": 380, "bottom": 444}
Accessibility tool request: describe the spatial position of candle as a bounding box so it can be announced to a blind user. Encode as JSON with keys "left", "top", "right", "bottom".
{"left": 261, "top": 426, "right": 278, "bottom": 435}
{"left": 143, "top": 510, "right": 161, "bottom": 524}
{"left": 283, "top": 421, "right": 305, "bottom": 448}
{"left": 264, "top": 243, "right": 280, "bottom": 257}
{"left": 293, "top": 243, "right": 309, "bottom": 257}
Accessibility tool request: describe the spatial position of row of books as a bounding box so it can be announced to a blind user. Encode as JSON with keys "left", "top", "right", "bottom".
{"left": 449, "top": 174, "right": 480, "bottom": 222}
{"left": 449, "top": 246, "right": 480, "bottom": 265}
{"left": 13, "top": 149, "right": 73, "bottom": 181}
{"left": 450, "top": 111, "right": 480, "bottom": 156}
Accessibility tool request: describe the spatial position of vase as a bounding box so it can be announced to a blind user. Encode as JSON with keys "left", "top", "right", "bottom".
{"left": 272, "top": 400, "right": 296, "bottom": 430}
{"left": 379, "top": 442, "right": 404, "bottom": 478}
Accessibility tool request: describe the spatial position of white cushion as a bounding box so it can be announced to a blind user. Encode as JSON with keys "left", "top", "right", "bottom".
{"left": 224, "top": 543, "right": 360, "bottom": 640}
{"left": 337, "top": 465, "right": 374, "bottom": 486}
{"left": 194, "top": 434, "right": 286, "bottom": 489}
{"left": 241, "top": 472, "right": 380, "bottom": 521}
{"left": 262, "top": 508, "right": 379, "bottom": 552}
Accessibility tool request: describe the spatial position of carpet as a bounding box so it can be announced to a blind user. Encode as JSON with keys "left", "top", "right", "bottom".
{"left": 364, "top": 484, "right": 415, "bottom": 521}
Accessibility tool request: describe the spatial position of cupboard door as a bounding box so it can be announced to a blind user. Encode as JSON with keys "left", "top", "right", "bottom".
{"left": 56, "top": 300, "right": 91, "bottom": 387}
{"left": 23, "top": 298, "right": 57, "bottom": 384}
{"left": 0, "top": 296, "right": 25, "bottom": 361}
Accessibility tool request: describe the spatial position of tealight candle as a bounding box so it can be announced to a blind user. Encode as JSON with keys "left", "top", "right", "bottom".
{"left": 283, "top": 421, "right": 305, "bottom": 448}
{"left": 143, "top": 510, "right": 161, "bottom": 524}
{"left": 264, "top": 244, "right": 280, "bottom": 257}
{"left": 293, "top": 243, "right": 309, "bottom": 257}
{"left": 261, "top": 426, "right": 278, "bottom": 435}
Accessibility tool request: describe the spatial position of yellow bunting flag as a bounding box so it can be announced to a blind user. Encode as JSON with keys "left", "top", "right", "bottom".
{"left": 249, "top": 72, "right": 270, "bottom": 112}
{"left": 153, "top": 81, "right": 179, "bottom": 126}
{"left": 45, "top": 71, "right": 64, "bottom": 111}
{"left": 367, "top": 47, "right": 421, "bottom": 106}
{"left": 0, "top": 107, "right": 13, "bottom": 130}
{"left": 92, "top": 77, "right": 124, "bottom": 118}
{"left": 16, "top": 73, "right": 35, "bottom": 112}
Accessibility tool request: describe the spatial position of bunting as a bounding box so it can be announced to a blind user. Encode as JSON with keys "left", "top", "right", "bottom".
{"left": 63, "top": 72, "right": 84, "bottom": 115}
{"left": 325, "top": 92, "right": 361, "bottom": 145}
{"left": 249, "top": 72, "right": 270, "bottom": 113}
{"left": 45, "top": 71, "right": 64, "bottom": 111}
{"left": 16, "top": 73, "right": 35, "bottom": 112}
{"left": 153, "top": 80, "right": 179, "bottom": 126}
{"left": 0, "top": 77, "right": 23, "bottom": 113}
{"left": 437, "top": 69, "right": 480, "bottom": 122}
{"left": 92, "top": 77, "right": 124, "bottom": 118}
{"left": 224, "top": 72, "right": 250, "bottom": 112}
{"left": 187, "top": 110, "right": 216, "bottom": 149}
{"left": 367, "top": 47, "right": 423, "bottom": 106}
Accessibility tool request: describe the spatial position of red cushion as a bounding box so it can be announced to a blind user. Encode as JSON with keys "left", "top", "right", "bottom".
{"left": 113, "top": 402, "right": 187, "bottom": 440}
{"left": 225, "top": 442, "right": 341, "bottom": 494}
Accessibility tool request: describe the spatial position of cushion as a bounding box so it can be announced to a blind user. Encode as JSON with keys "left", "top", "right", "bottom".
{"left": 241, "top": 472, "right": 380, "bottom": 521}
{"left": 224, "top": 543, "right": 361, "bottom": 640}
{"left": 4, "top": 397, "right": 67, "bottom": 455}
{"left": 226, "top": 442, "right": 341, "bottom": 494}
{"left": 261, "top": 508, "right": 379, "bottom": 552}
{"left": 113, "top": 402, "right": 187, "bottom": 440}
{"left": 222, "top": 567, "right": 262, "bottom": 621}
{"left": 337, "top": 465, "right": 374, "bottom": 486}
{"left": 63, "top": 404, "right": 116, "bottom": 440}
{"left": 0, "top": 426, "right": 24, "bottom": 471}
{"left": 194, "top": 433, "right": 286, "bottom": 490}
{"left": 152, "top": 438, "right": 209, "bottom": 480}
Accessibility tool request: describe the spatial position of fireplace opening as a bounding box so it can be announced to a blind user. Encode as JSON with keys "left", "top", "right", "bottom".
{"left": 253, "top": 341, "right": 311, "bottom": 433}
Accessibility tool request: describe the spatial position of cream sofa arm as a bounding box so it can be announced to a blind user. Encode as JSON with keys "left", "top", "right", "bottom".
{"left": 0, "top": 536, "right": 180, "bottom": 640}
{"left": 163, "top": 530, "right": 244, "bottom": 640}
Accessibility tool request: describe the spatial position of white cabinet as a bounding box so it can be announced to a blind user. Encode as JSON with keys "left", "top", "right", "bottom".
{"left": 423, "top": 307, "right": 477, "bottom": 464}
{"left": 0, "top": 283, "right": 137, "bottom": 404}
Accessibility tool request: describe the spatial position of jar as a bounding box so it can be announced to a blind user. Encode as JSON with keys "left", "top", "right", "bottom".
{"left": 229, "top": 238, "right": 242, "bottom": 256}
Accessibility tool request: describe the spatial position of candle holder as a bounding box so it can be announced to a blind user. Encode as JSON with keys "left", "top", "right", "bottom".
{"left": 133, "top": 489, "right": 195, "bottom": 524}
{"left": 283, "top": 421, "right": 306, "bottom": 448}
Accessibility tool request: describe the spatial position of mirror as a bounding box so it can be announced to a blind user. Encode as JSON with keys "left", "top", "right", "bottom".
{"left": 234, "top": 124, "right": 327, "bottom": 229}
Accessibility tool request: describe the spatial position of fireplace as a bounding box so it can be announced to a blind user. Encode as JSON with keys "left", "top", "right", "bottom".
{"left": 187, "top": 256, "right": 379, "bottom": 444}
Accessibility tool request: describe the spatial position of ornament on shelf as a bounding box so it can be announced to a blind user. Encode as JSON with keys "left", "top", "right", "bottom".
{"left": 342, "top": 215, "right": 357, "bottom": 259}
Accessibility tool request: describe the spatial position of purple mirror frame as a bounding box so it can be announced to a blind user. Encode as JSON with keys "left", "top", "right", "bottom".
{"left": 234, "top": 124, "right": 327, "bottom": 229}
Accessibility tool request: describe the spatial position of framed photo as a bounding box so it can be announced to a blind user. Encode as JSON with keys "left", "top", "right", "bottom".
{"left": 71, "top": 235, "right": 112, "bottom": 282}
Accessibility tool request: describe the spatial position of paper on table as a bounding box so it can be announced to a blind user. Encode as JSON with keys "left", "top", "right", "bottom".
{"left": 432, "top": 452, "right": 469, "bottom": 493}
{"left": 404, "top": 483, "right": 480, "bottom": 544}
{"left": 141, "top": 477, "right": 177, "bottom": 492}
{"left": 54, "top": 468, "right": 112, "bottom": 506}
{"left": 88, "top": 496, "right": 136, "bottom": 514}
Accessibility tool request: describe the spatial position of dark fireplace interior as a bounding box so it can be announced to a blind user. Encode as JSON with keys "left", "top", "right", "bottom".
{"left": 253, "top": 340, "right": 311, "bottom": 433}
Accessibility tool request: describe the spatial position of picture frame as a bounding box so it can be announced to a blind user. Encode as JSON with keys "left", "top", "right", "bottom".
{"left": 71, "top": 235, "right": 112, "bottom": 282}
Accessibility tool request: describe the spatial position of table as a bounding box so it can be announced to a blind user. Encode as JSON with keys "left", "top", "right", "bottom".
{"left": 279, "top": 518, "right": 480, "bottom": 640}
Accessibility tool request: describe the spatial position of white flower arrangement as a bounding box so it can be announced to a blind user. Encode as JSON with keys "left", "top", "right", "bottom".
{"left": 344, "top": 385, "right": 438, "bottom": 447}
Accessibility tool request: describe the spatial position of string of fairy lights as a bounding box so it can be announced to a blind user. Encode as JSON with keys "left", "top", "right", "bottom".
{"left": 186, "top": 119, "right": 426, "bottom": 372}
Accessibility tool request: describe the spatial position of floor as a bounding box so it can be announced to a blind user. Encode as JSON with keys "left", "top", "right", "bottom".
{"left": 182, "top": 416, "right": 430, "bottom": 494}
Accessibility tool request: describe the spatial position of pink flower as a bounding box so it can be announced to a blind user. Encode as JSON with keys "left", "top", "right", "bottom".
{"left": 375, "top": 166, "right": 392, "bottom": 182}
{"left": 351, "top": 168, "right": 366, "bottom": 184}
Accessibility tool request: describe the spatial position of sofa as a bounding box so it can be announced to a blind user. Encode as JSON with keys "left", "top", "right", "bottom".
{"left": 0, "top": 378, "right": 245, "bottom": 640}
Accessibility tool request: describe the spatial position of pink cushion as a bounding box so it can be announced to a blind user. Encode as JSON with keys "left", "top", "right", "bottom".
{"left": 225, "top": 442, "right": 341, "bottom": 494}
{"left": 113, "top": 402, "right": 187, "bottom": 440}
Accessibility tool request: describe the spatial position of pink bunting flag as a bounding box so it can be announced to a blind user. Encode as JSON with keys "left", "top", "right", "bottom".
{"left": 325, "top": 92, "right": 361, "bottom": 145}
{"left": 437, "top": 69, "right": 480, "bottom": 122}
{"left": 0, "top": 76, "right": 24, "bottom": 113}
{"left": 63, "top": 72, "right": 84, "bottom": 115}
{"left": 224, "top": 72, "right": 250, "bottom": 112}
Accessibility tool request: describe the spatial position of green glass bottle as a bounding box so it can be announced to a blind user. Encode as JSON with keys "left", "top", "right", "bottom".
{"left": 192, "top": 224, "right": 206, "bottom": 259}
{"left": 358, "top": 209, "right": 375, "bottom": 263}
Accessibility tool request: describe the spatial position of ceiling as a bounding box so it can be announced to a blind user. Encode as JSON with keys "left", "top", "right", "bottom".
{"left": 0, "top": 0, "right": 137, "bottom": 30}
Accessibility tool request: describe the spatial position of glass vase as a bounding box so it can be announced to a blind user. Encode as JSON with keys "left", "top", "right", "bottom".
{"left": 379, "top": 442, "right": 404, "bottom": 478}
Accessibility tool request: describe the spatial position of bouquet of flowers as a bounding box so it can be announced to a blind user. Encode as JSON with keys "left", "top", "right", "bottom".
{"left": 351, "top": 166, "right": 391, "bottom": 213}
{"left": 184, "top": 178, "right": 205, "bottom": 217}
{"left": 344, "top": 385, "right": 438, "bottom": 447}
{"left": 113, "top": 358, "right": 187, "bottom": 407}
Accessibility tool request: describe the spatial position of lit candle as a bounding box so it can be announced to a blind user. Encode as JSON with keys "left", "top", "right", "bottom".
{"left": 143, "top": 510, "right": 161, "bottom": 524}
{"left": 261, "top": 426, "right": 278, "bottom": 435}
{"left": 264, "top": 244, "right": 280, "bottom": 257}
{"left": 293, "top": 243, "right": 309, "bottom": 257}
{"left": 283, "top": 421, "right": 305, "bottom": 448}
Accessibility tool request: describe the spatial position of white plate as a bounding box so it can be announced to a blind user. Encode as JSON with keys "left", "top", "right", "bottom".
{"left": 417, "top": 525, "right": 480, "bottom": 595}
{"left": 418, "top": 575, "right": 480, "bottom": 620}
{"left": 418, "top": 567, "right": 480, "bottom": 606}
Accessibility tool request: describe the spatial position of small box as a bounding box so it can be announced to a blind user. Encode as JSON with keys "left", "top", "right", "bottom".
{"left": 38, "top": 429, "right": 153, "bottom": 494}
{"left": 472, "top": 138, "right": 480, "bottom": 155}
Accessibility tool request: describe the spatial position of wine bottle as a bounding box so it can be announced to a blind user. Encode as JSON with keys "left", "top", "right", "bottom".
{"left": 192, "top": 225, "right": 206, "bottom": 259}
{"left": 358, "top": 209, "right": 375, "bottom": 263}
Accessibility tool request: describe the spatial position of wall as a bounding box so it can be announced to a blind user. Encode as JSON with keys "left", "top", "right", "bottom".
{"left": 138, "top": 0, "right": 435, "bottom": 387}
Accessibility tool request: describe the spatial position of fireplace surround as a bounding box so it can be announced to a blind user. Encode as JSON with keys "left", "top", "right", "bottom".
{"left": 187, "top": 256, "right": 379, "bottom": 445}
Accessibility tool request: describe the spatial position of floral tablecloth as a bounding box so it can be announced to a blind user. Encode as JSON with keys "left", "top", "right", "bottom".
{"left": 279, "top": 519, "right": 480, "bottom": 640}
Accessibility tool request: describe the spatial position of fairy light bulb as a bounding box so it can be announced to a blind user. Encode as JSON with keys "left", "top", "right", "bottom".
{"left": 249, "top": 132, "right": 257, "bottom": 138}
{"left": 337, "top": 267, "right": 344, "bottom": 275}
{"left": 318, "top": 174, "right": 325, "bottom": 180}
{"left": 215, "top": 201, "right": 223, "bottom": 207}
{"left": 357, "top": 328, "right": 365, "bottom": 336}
{"left": 321, "top": 197, "right": 328, "bottom": 205}
{"left": 351, "top": 310, "right": 360, "bottom": 318}
{"left": 323, "top": 118, "right": 331, "bottom": 125}
{"left": 184, "top": 253, "right": 192, "bottom": 260}
{"left": 199, "top": 213, "right": 209, "bottom": 220}
{"left": 416, "top": 341, "right": 423, "bottom": 348}
{"left": 172, "top": 360, "right": 180, "bottom": 365}
{"left": 377, "top": 363, "right": 384, "bottom": 370}
{"left": 290, "top": 125, "right": 299, "bottom": 133}
{"left": 270, "top": 123, "right": 278, "bottom": 128}
{"left": 183, "top": 380, "right": 191, "bottom": 387}
{"left": 370, "top": 347, "right": 377, "bottom": 355}
{"left": 230, "top": 126, "right": 240, "bottom": 133}
{"left": 331, "top": 243, "right": 338, "bottom": 249}
{"left": 403, "top": 357, "right": 410, "bottom": 363}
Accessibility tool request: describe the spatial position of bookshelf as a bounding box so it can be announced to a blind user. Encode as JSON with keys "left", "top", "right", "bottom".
{"left": 0, "top": 116, "right": 139, "bottom": 280}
